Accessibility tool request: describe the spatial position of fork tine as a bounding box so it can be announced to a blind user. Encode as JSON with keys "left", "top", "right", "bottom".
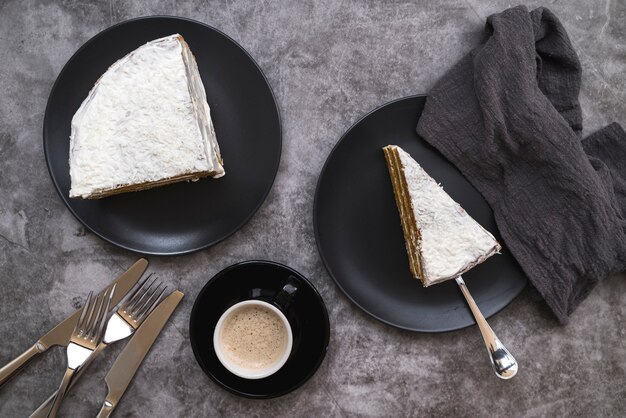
{"left": 87, "top": 291, "right": 105, "bottom": 341}
{"left": 142, "top": 285, "right": 167, "bottom": 319}
{"left": 121, "top": 273, "right": 155, "bottom": 312}
{"left": 94, "top": 287, "right": 111, "bottom": 339}
{"left": 84, "top": 292, "right": 101, "bottom": 338}
{"left": 132, "top": 281, "right": 163, "bottom": 318}
{"left": 76, "top": 292, "right": 93, "bottom": 335}
{"left": 95, "top": 284, "right": 116, "bottom": 341}
{"left": 89, "top": 288, "right": 111, "bottom": 341}
{"left": 85, "top": 293, "right": 98, "bottom": 335}
{"left": 128, "top": 278, "right": 159, "bottom": 316}
{"left": 135, "top": 285, "right": 167, "bottom": 321}
{"left": 75, "top": 292, "right": 93, "bottom": 333}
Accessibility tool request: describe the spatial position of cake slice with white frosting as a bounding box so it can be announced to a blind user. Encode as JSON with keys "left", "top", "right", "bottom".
{"left": 383, "top": 145, "right": 500, "bottom": 286}
{"left": 69, "top": 34, "right": 224, "bottom": 199}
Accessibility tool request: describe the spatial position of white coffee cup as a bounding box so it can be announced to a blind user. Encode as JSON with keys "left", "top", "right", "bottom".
{"left": 213, "top": 279, "right": 298, "bottom": 380}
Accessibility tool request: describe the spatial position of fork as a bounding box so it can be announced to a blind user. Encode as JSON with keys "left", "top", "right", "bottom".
{"left": 46, "top": 285, "right": 115, "bottom": 418}
{"left": 31, "top": 276, "right": 166, "bottom": 418}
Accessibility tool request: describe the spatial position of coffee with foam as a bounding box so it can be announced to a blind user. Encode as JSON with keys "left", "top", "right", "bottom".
{"left": 219, "top": 304, "right": 289, "bottom": 371}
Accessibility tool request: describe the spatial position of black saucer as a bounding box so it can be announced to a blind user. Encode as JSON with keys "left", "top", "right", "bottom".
{"left": 189, "top": 261, "right": 330, "bottom": 398}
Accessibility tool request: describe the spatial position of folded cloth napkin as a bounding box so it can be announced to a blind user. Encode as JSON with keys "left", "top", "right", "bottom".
{"left": 416, "top": 5, "right": 626, "bottom": 323}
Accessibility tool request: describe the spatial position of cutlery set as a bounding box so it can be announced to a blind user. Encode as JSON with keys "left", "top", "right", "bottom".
{"left": 0, "top": 259, "right": 183, "bottom": 417}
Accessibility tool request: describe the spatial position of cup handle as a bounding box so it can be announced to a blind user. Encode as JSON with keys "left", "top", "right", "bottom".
{"left": 274, "top": 276, "right": 300, "bottom": 311}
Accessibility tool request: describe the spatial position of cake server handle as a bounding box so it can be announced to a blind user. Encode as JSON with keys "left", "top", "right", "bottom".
{"left": 455, "top": 276, "right": 518, "bottom": 379}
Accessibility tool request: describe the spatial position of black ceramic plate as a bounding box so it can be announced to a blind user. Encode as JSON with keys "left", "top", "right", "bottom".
{"left": 43, "top": 17, "right": 281, "bottom": 255}
{"left": 189, "top": 261, "right": 330, "bottom": 399}
{"left": 314, "top": 95, "right": 527, "bottom": 332}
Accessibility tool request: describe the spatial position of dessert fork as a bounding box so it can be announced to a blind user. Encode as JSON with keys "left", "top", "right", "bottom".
{"left": 46, "top": 286, "right": 115, "bottom": 418}
{"left": 101, "top": 275, "right": 167, "bottom": 345}
{"left": 31, "top": 276, "right": 166, "bottom": 418}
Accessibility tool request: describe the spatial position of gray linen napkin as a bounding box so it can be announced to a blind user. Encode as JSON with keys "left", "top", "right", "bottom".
{"left": 416, "top": 6, "right": 626, "bottom": 323}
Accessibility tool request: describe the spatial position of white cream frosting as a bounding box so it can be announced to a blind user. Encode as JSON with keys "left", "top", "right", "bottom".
{"left": 395, "top": 146, "right": 500, "bottom": 286}
{"left": 69, "top": 34, "right": 224, "bottom": 199}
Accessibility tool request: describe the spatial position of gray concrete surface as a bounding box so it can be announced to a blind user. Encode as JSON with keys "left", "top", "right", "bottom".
{"left": 0, "top": 0, "right": 625, "bottom": 416}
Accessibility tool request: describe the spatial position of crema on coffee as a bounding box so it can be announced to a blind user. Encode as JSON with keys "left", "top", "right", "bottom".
{"left": 219, "top": 304, "right": 289, "bottom": 370}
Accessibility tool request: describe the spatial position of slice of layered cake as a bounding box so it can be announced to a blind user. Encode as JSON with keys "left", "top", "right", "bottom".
{"left": 69, "top": 34, "right": 224, "bottom": 199}
{"left": 383, "top": 145, "right": 500, "bottom": 286}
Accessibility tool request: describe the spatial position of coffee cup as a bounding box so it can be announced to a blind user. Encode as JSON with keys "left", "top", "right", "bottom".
{"left": 213, "top": 277, "right": 299, "bottom": 379}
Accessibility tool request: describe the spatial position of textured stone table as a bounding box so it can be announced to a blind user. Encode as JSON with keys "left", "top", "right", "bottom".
{"left": 1, "top": 1, "right": 625, "bottom": 416}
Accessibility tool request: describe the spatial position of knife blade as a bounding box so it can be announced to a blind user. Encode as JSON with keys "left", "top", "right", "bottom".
{"left": 0, "top": 258, "right": 148, "bottom": 387}
{"left": 96, "top": 290, "right": 183, "bottom": 418}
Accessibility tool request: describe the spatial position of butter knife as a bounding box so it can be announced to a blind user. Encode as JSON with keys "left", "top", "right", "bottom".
{"left": 0, "top": 258, "right": 148, "bottom": 387}
{"left": 96, "top": 290, "right": 183, "bottom": 418}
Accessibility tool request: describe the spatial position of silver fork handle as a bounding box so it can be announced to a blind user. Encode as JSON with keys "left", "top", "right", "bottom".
{"left": 29, "top": 343, "right": 108, "bottom": 418}
{"left": 0, "top": 343, "right": 45, "bottom": 387}
{"left": 455, "top": 276, "right": 518, "bottom": 379}
{"left": 46, "top": 367, "right": 75, "bottom": 418}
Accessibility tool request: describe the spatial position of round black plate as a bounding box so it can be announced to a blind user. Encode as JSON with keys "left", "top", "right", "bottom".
{"left": 314, "top": 95, "right": 527, "bottom": 332}
{"left": 43, "top": 17, "right": 281, "bottom": 255}
{"left": 189, "top": 261, "right": 330, "bottom": 399}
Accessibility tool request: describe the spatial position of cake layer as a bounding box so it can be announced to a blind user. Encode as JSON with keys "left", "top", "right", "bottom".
{"left": 383, "top": 146, "right": 423, "bottom": 278}
{"left": 81, "top": 171, "right": 214, "bottom": 199}
{"left": 383, "top": 145, "right": 501, "bottom": 286}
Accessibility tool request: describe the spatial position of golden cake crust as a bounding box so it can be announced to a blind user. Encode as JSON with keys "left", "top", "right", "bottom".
{"left": 79, "top": 170, "right": 217, "bottom": 199}
{"left": 383, "top": 145, "right": 424, "bottom": 280}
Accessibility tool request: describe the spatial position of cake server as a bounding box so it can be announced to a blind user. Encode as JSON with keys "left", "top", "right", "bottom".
{"left": 0, "top": 258, "right": 148, "bottom": 387}
{"left": 455, "top": 276, "right": 518, "bottom": 379}
{"left": 96, "top": 290, "right": 184, "bottom": 418}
